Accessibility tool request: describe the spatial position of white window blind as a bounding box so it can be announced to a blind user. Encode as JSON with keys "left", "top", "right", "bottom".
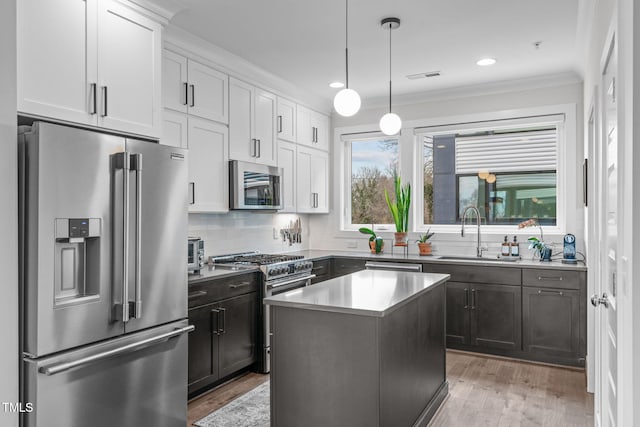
{"left": 455, "top": 129, "right": 557, "bottom": 174}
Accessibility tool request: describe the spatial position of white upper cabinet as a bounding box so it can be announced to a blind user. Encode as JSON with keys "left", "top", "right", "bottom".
{"left": 188, "top": 117, "right": 229, "bottom": 213}
{"left": 296, "top": 146, "right": 329, "bottom": 213}
{"left": 296, "top": 105, "right": 329, "bottom": 151}
{"left": 18, "top": 0, "right": 162, "bottom": 138}
{"left": 161, "top": 110, "right": 188, "bottom": 149}
{"left": 277, "top": 97, "right": 297, "bottom": 143}
{"left": 277, "top": 141, "right": 297, "bottom": 213}
{"left": 162, "top": 50, "right": 228, "bottom": 124}
{"left": 229, "top": 77, "right": 277, "bottom": 166}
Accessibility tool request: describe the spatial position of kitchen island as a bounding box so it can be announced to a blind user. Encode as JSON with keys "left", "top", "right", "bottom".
{"left": 264, "top": 269, "right": 450, "bottom": 427}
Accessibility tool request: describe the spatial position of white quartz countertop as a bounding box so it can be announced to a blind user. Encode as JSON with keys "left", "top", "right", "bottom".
{"left": 264, "top": 270, "right": 450, "bottom": 317}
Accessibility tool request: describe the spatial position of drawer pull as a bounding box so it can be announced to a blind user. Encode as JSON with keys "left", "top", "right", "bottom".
{"left": 229, "top": 281, "right": 252, "bottom": 289}
{"left": 537, "top": 275, "right": 563, "bottom": 281}
{"left": 538, "top": 289, "right": 564, "bottom": 296}
{"left": 188, "top": 290, "right": 207, "bottom": 300}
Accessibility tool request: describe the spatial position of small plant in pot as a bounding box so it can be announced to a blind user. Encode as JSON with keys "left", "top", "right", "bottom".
{"left": 385, "top": 176, "right": 411, "bottom": 246}
{"left": 359, "top": 227, "right": 384, "bottom": 254}
{"left": 416, "top": 229, "right": 435, "bottom": 256}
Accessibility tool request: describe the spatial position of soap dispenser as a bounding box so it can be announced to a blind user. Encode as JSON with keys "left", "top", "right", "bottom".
{"left": 501, "top": 235, "right": 510, "bottom": 256}
{"left": 511, "top": 236, "right": 520, "bottom": 257}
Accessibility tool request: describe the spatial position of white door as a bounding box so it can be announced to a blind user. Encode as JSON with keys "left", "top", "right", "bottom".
{"left": 254, "top": 89, "right": 277, "bottom": 166}
{"left": 311, "top": 112, "right": 330, "bottom": 151}
{"left": 17, "top": 0, "right": 97, "bottom": 126}
{"left": 188, "top": 117, "right": 229, "bottom": 213}
{"left": 296, "top": 105, "right": 313, "bottom": 146}
{"left": 310, "top": 150, "right": 329, "bottom": 213}
{"left": 277, "top": 97, "right": 297, "bottom": 143}
{"left": 229, "top": 78, "right": 254, "bottom": 162}
{"left": 188, "top": 60, "right": 229, "bottom": 124}
{"left": 97, "top": 0, "right": 162, "bottom": 137}
{"left": 278, "top": 141, "right": 297, "bottom": 212}
{"left": 593, "top": 30, "right": 618, "bottom": 427}
{"left": 296, "top": 147, "right": 313, "bottom": 212}
{"left": 162, "top": 50, "right": 188, "bottom": 114}
{"left": 161, "top": 110, "right": 188, "bottom": 149}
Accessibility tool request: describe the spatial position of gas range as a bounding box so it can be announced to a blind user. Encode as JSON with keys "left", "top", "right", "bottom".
{"left": 210, "top": 252, "right": 313, "bottom": 282}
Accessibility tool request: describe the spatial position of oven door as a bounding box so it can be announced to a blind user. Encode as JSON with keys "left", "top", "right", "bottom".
{"left": 262, "top": 274, "right": 315, "bottom": 373}
{"left": 230, "top": 160, "right": 283, "bottom": 210}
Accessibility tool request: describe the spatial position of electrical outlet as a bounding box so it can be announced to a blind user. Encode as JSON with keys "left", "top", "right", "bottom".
{"left": 347, "top": 240, "right": 358, "bottom": 249}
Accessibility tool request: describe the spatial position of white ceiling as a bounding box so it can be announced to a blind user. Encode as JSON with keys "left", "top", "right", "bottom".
{"left": 169, "top": 0, "right": 583, "bottom": 106}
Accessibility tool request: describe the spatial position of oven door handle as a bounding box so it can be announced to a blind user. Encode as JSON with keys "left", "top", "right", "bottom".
{"left": 267, "top": 274, "right": 316, "bottom": 290}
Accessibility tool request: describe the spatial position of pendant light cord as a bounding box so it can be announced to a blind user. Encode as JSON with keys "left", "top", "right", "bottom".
{"left": 345, "top": 0, "right": 349, "bottom": 88}
{"left": 388, "top": 22, "right": 392, "bottom": 113}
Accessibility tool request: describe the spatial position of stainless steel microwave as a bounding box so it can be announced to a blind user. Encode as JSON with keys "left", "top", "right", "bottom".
{"left": 230, "top": 160, "right": 283, "bottom": 210}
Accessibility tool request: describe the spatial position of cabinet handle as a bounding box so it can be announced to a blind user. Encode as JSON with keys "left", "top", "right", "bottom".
{"left": 189, "top": 182, "right": 195, "bottom": 205}
{"left": 250, "top": 139, "right": 256, "bottom": 157}
{"left": 183, "top": 82, "right": 189, "bottom": 106}
{"left": 229, "top": 281, "right": 252, "bottom": 289}
{"left": 471, "top": 289, "right": 476, "bottom": 310}
{"left": 313, "top": 127, "right": 317, "bottom": 143}
{"left": 101, "top": 86, "right": 108, "bottom": 117}
{"left": 89, "top": 83, "right": 97, "bottom": 115}
{"left": 188, "top": 290, "right": 207, "bottom": 300}
{"left": 538, "top": 275, "right": 563, "bottom": 281}
{"left": 257, "top": 139, "right": 261, "bottom": 158}
{"left": 277, "top": 115, "right": 283, "bottom": 133}
{"left": 218, "top": 308, "right": 226, "bottom": 334}
{"left": 464, "top": 288, "right": 469, "bottom": 309}
{"left": 538, "top": 289, "right": 564, "bottom": 296}
{"left": 311, "top": 127, "right": 315, "bottom": 142}
{"left": 189, "top": 84, "right": 195, "bottom": 107}
{"left": 210, "top": 308, "right": 220, "bottom": 335}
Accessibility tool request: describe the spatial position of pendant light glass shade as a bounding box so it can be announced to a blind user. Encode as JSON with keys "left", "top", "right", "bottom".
{"left": 334, "top": 88, "right": 361, "bottom": 117}
{"left": 334, "top": 0, "right": 360, "bottom": 117}
{"left": 380, "top": 112, "right": 402, "bottom": 135}
{"left": 379, "top": 17, "right": 401, "bottom": 135}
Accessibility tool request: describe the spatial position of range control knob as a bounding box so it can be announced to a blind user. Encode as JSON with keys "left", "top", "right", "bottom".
{"left": 268, "top": 268, "right": 276, "bottom": 276}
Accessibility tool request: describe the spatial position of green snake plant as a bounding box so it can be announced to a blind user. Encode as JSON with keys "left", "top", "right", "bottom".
{"left": 385, "top": 176, "right": 411, "bottom": 232}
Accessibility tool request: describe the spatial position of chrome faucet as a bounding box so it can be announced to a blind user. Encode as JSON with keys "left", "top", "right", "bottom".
{"left": 461, "top": 206, "right": 487, "bottom": 257}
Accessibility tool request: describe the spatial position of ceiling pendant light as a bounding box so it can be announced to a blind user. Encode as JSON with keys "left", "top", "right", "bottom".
{"left": 379, "top": 17, "right": 401, "bottom": 136}
{"left": 333, "top": 0, "right": 361, "bottom": 117}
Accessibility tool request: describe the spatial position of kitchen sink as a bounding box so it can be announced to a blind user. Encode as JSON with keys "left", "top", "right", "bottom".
{"left": 435, "top": 255, "right": 520, "bottom": 263}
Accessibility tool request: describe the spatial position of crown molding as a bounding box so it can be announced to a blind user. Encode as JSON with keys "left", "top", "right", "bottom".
{"left": 125, "top": 0, "right": 188, "bottom": 22}
{"left": 164, "top": 25, "right": 331, "bottom": 114}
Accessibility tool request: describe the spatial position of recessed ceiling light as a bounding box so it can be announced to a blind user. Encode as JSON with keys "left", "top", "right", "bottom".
{"left": 476, "top": 58, "right": 496, "bottom": 66}
{"left": 329, "top": 81, "right": 345, "bottom": 89}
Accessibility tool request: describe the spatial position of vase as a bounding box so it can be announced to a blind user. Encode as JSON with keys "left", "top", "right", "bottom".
{"left": 369, "top": 239, "right": 384, "bottom": 254}
{"left": 393, "top": 232, "right": 408, "bottom": 246}
{"left": 417, "top": 242, "right": 432, "bottom": 256}
{"left": 540, "top": 247, "right": 552, "bottom": 262}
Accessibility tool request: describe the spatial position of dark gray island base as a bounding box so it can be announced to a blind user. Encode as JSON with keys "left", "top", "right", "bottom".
{"left": 264, "top": 270, "right": 450, "bottom": 427}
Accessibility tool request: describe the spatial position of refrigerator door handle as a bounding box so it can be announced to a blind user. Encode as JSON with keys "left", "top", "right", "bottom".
{"left": 113, "top": 152, "right": 131, "bottom": 322}
{"left": 38, "top": 325, "right": 195, "bottom": 376}
{"left": 131, "top": 153, "right": 142, "bottom": 319}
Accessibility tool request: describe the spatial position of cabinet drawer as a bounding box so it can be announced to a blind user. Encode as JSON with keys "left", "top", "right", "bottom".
{"left": 332, "top": 258, "right": 366, "bottom": 278}
{"left": 188, "top": 273, "right": 260, "bottom": 308}
{"left": 522, "top": 269, "right": 582, "bottom": 290}
{"left": 311, "top": 259, "right": 332, "bottom": 284}
{"left": 426, "top": 264, "right": 521, "bottom": 285}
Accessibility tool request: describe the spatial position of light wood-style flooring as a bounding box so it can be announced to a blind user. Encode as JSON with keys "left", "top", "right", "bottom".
{"left": 187, "top": 351, "right": 593, "bottom": 426}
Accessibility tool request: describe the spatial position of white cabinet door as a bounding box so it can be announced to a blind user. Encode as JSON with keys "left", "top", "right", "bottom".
{"left": 97, "top": 0, "right": 162, "bottom": 137}
{"left": 162, "top": 50, "right": 188, "bottom": 114}
{"left": 188, "top": 117, "right": 229, "bottom": 213}
{"left": 161, "top": 110, "right": 188, "bottom": 148}
{"left": 17, "top": 0, "right": 97, "bottom": 126}
{"left": 311, "top": 112, "right": 330, "bottom": 151}
{"left": 278, "top": 141, "right": 297, "bottom": 212}
{"left": 296, "top": 146, "right": 329, "bottom": 213}
{"left": 188, "top": 60, "right": 228, "bottom": 124}
{"left": 254, "top": 89, "right": 277, "bottom": 166}
{"left": 296, "top": 105, "right": 313, "bottom": 146}
{"left": 277, "top": 97, "right": 297, "bottom": 143}
{"left": 229, "top": 77, "right": 254, "bottom": 162}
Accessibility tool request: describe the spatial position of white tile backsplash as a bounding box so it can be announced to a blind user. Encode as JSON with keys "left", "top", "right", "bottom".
{"left": 188, "top": 212, "right": 309, "bottom": 258}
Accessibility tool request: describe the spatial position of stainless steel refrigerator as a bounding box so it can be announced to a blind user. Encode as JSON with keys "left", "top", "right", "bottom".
{"left": 19, "top": 121, "right": 193, "bottom": 427}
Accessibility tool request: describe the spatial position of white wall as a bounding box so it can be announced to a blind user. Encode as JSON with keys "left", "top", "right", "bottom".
{"left": 310, "top": 81, "right": 585, "bottom": 256}
{"left": 0, "top": 0, "right": 18, "bottom": 426}
{"left": 188, "top": 212, "right": 310, "bottom": 258}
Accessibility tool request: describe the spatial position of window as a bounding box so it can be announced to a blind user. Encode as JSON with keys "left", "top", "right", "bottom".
{"left": 421, "top": 125, "right": 558, "bottom": 226}
{"left": 346, "top": 137, "right": 399, "bottom": 227}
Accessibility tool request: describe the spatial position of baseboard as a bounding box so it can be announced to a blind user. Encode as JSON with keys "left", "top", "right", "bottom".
{"left": 413, "top": 380, "right": 449, "bottom": 427}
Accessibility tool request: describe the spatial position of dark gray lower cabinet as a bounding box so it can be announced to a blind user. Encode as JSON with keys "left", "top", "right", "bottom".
{"left": 219, "top": 292, "right": 259, "bottom": 378}
{"left": 522, "top": 286, "right": 580, "bottom": 359}
{"left": 188, "top": 303, "right": 219, "bottom": 387}
{"left": 331, "top": 257, "right": 366, "bottom": 278}
{"left": 446, "top": 282, "right": 521, "bottom": 351}
{"left": 310, "top": 258, "right": 332, "bottom": 284}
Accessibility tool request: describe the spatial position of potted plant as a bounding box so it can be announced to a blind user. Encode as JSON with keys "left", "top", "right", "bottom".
{"left": 416, "top": 229, "right": 435, "bottom": 256}
{"left": 385, "top": 176, "right": 411, "bottom": 246}
{"left": 527, "top": 236, "right": 552, "bottom": 261}
{"left": 359, "top": 227, "right": 384, "bottom": 254}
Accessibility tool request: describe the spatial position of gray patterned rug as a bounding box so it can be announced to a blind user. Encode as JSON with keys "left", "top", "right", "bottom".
{"left": 194, "top": 381, "right": 270, "bottom": 427}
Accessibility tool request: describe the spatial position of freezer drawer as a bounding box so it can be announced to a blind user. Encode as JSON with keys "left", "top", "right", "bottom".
{"left": 22, "top": 320, "right": 192, "bottom": 427}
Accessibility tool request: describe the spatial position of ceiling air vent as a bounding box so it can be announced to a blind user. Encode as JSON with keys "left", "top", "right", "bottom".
{"left": 406, "top": 71, "right": 441, "bottom": 80}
